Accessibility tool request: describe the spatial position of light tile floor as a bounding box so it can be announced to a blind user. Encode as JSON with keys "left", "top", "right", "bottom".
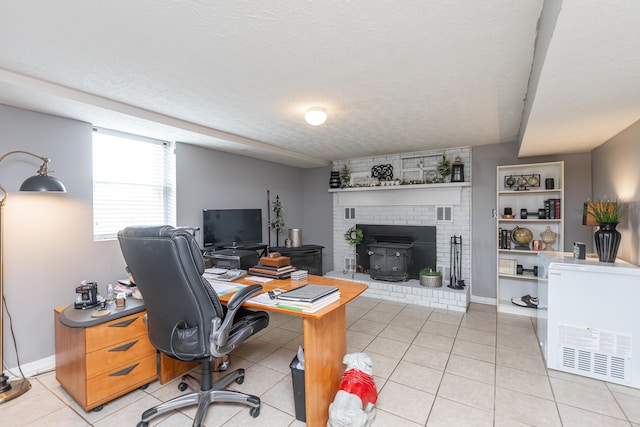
{"left": 2, "top": 298, "right": 640, "bottom": 426}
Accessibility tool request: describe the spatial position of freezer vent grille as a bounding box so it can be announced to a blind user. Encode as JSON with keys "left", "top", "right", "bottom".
{"left": 578, "top": 350, "right": 591, "bottom": 371}
{"left": 561, "top": 347, "right": 575, "bottom": 368}
{"left": 611, "top": 357, "right": 626, "bottom": 380}
{"left": 557, "top": 324, "right": 632, "bottom": 384}
{"left": 594, "top": 353, "right": 608, "bottom": 375}
{"left": 559, "top": 346, "right": 631, "bottom": 383}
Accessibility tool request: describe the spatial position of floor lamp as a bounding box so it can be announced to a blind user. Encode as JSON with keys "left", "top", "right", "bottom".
{"left": 0, "top": 150, "right": 66, "bottom": 404}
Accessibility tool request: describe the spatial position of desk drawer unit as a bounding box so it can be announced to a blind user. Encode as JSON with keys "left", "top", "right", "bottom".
{"left": 55, "top": 308, "right": 157, "bottom": 411}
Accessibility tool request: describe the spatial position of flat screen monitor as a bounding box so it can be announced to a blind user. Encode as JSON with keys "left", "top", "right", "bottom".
{"left": 202, "top": 209, "right": 263, "bottom": 247}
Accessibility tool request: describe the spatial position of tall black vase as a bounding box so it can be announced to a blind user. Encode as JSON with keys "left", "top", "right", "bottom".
{"left": 329, "top": 171, "right": 341, "bottom": 188}
{"left": 594, "top": 222, "right": 621, "bottom": 263}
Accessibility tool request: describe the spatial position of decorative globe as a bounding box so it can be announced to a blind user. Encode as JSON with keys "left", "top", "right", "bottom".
{"left": 512, "top": 226, "right": 533, "bottom": 249}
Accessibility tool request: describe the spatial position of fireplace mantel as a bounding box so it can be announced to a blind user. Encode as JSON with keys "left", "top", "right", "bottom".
{"left": 329, "top": 182, "right": 470, "bottom": 207}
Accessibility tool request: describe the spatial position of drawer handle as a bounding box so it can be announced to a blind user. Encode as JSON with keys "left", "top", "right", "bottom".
{"left": 109, "top": 363, "right": 139, "bottom": 376}
{"left": 109, "top": 340, "right": 139, "bottom": 352}
{"left": 109, "top": 317, "right": 138, "bottom": 328}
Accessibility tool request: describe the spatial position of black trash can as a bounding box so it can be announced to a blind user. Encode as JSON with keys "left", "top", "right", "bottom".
{"left": 290, "top": 355, "right": 306, "bottom": 422}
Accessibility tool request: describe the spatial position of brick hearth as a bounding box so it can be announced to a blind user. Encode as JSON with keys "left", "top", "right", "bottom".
{"left": 325, "top": 270, "right": 470, "bottom": 312}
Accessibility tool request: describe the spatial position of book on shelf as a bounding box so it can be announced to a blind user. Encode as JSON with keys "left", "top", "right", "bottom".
{"left": 544, "top": 198, "right": 561, "bottom": 219}
{"left": 276, "top": 283, "right": 339, "bottom": 303}
{"left": 499, "top": 228, "right": 512, "bottom": 249}
{"left": 276, "top": 292, "right": 341, "bottom": 313}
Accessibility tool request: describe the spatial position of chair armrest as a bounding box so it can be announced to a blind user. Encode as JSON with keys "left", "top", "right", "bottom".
{"left": 227, "top": 284, "right": 263, "bottom": 310}
{"left": 211, "top": 284, "right": 263, "bottom": 354}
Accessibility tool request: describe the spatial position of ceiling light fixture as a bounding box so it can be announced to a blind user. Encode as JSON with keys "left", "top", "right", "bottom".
{"left": 304, "top": 107, "right": 327, "bottom": 126}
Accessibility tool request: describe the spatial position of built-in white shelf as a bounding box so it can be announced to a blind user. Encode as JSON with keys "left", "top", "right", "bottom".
{"left": 329, "top": 182, "right": 471, "bottom": 207}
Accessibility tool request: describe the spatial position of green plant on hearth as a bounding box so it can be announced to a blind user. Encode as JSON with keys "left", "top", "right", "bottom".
{"left": 584, "top": 196, "right": 627, "bottom": 224}
{"left": 436, "top": 153, "right": 451, "bottom": 181}
{"left": 340, "top": 164, "right": 351, "bottom": 188}
{"left": 419, "top": 267, "right": 441, "bottom": 276}
{"left": 419, "top": 266, "right": 442, "bottom": 288}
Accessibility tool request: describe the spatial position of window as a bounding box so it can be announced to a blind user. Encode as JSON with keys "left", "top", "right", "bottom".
{"left": 92, "top": 128, "right": 176, "bottom": 240}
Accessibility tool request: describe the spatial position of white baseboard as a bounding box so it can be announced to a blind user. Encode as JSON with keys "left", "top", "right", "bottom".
{"left": 4, "top": 355, "right": 55, "bottom": 379}
{"left": 470, "top": 295, "right": 496, "bottom": 306}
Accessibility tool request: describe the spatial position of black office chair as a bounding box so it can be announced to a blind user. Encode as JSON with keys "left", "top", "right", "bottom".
{"left": 118, "top": 225, "right": 269, "bottom": 427}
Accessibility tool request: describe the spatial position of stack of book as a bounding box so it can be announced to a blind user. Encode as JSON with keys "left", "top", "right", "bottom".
{"left": 275, "top": 284, "right": 340, "bottom": 313}
{"left": 248, "top": 253, "right": 296, "bottom": 279}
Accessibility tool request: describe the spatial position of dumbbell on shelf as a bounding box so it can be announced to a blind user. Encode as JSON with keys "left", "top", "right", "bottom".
{"left": 520, "top": 208, "right": 546, "bottom": 219}
{"left": 516, "top": 264, "right": 538, "bottom": 276}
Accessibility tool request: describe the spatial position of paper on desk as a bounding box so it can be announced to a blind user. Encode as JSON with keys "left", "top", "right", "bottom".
{"left": 245, "top": 275, "right": 273, "bottom": 283}
{"left": 248, "top": 292, "right": 277, "bottom": 307}
{"left": 205, "top": 279, "right": 245, "bottom": 296}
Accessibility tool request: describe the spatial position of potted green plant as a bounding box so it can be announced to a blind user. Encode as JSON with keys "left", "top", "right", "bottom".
{"left": 436, "top": 153, "right": 451, "bottom": 182}
{"left": 584, "top": 196, "right": 626, "bottom": 224}
{"left": 340, "top": 164, "right": 351, "bottom": 188}
{"left": 270, "top": 195, "right": 286, "bottom": 246}
{"left": 584, "top": 196, "right": 626, "bottom": 262}
{"left": 419, "top": 267, "right": 442, "bottom": 288}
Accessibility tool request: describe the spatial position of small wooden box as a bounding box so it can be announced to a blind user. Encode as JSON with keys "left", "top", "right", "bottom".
{"left": 260, "top": 253, "right": 291, "bottom": 267}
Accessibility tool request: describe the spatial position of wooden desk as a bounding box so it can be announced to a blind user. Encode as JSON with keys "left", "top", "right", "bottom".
{"left": 232, "top": 275, "right": 367, "bottom": 427}
{"left": 160, "top": 275, "right": 367, "bottom": 426}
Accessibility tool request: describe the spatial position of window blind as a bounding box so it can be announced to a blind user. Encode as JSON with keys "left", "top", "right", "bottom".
{"left": 92, "top": 128, "right": 176, "bottom": 240}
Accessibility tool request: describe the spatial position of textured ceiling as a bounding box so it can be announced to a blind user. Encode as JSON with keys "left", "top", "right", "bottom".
{"left": 0, "top": 1, "right": 638, "bottom": 168}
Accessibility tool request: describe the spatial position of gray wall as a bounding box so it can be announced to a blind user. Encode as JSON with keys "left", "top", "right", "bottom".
{"left": 591, "top": 118, "right": 640, "bottom": 266}
{"left": 302, "top": 166, "right": 334, "bottom": 273}
{"left": 471, "top": 142, "right": 592, "bottom": 301}
{"left": 176, "top": 143, "right": 305, "bottom": 248}
{"left": 1, "top": 104, "right": 127, "bottom": 369}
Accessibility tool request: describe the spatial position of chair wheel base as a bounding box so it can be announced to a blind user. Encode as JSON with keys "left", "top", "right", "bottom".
{"left": 136, "top": 422, "right": 148, "bottom": 427}
{"left": 250, "top": 406, "right": 260, "bottom": 418}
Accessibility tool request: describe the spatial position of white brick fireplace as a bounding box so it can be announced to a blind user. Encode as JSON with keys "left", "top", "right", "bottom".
{"left": 329, "top": 148, "right": 472, "bottom": 311}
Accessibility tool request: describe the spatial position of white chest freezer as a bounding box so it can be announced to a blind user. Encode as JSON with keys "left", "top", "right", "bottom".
{"left": 537, "top": 252, "right": 640, "bottom": 388}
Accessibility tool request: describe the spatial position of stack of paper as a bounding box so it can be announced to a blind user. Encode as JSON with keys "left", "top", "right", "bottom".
{"left": 275, "top": 284, "right": 340, "bottom": 313}
{"left": 290, "top": 270, "right": 308, "bottom": 281}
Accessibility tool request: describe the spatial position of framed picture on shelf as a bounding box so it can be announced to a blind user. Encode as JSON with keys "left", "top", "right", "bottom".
{"left": 349, "top": 172, "right": 371, "bottom": 187}
{"left": 499, "top": 259, "right": 517, "bottom": 275}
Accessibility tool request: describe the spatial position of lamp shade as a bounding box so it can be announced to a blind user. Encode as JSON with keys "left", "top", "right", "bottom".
{"left": 304, "top": 107, "right": 327, "bottom": 126}
{"left": 19, "top": 175, "right": 66, "bottom": 192}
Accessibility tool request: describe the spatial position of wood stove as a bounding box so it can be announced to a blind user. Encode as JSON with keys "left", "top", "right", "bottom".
{"left": 356, "top": 224, "right": 436, "bottom": 281}
{"left": 367, "top": 242, "right": 414, "bottom": 282}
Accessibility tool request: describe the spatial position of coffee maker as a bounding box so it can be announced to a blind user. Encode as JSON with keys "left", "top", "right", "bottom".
{"left": 74, "top": 281, "right": 99, "bottom": 309}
